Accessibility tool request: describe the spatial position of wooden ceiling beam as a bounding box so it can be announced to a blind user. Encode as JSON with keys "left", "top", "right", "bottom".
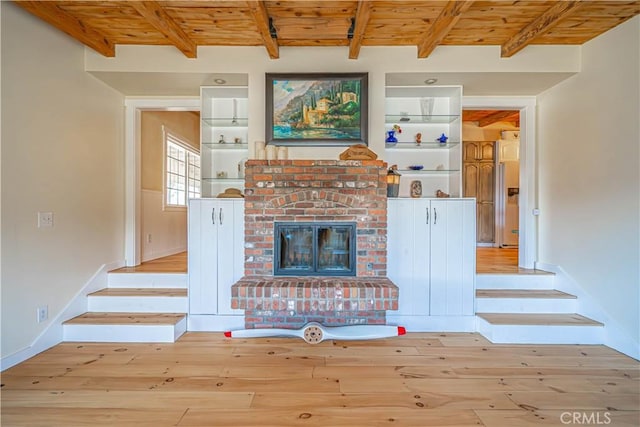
{"left": 129, "top": 1, "right": 197, "bottom": 58}
{"left": 348, "top": 0, "right": 372, "bottom": 60}
{"left": 501, "top": 0, "right": 585, "bottom": 58}
{"left": 417, "top": 0, "right": 474, "bottom": 58}
{"left": 14, "top": 1, "right": 115, "bottom": 57}
{"left": 478, "top": 111, "right": 519, "bottom": 127}
{"left": 246, "top": 1, "right": 279, "bottom": 59}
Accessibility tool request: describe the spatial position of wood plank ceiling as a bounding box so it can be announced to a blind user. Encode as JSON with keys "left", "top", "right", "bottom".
{"left": 14, "top": 1, "right": 640, "bottom": 60}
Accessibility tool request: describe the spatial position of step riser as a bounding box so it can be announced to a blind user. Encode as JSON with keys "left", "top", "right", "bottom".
{"left": 63, "top": 318, "right": 187, "bottom": 343}
{"left": 476, "top": 274, "right": 555, "bottom": 290}
{"left": 476, "top": 298, "right": 577, "bottom": 313}
{"left": 88, "top": 296, "right": 188, "bottom": 313}
{"left": 107, "top": 273, "right": 187, "bottom": 289}
{"left": 477, "top": 318, "right": 604, "bottom": 345}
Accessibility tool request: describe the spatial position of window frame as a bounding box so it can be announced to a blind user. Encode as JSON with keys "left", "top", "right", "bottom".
{"left": 163, "top": 127, "right": 200, "bottom": 211}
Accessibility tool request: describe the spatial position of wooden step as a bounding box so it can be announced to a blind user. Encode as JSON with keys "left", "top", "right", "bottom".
{"left": 64, "top": 312, "right": 186, "bottom": 325}
{"left": 476, "top": 289, "right": 576, "bottom": 299}
{"left": 476, "top": 313, "right": 605, "bottom": 345}
{"left": 477, "top": 313, "right": 602, "bottom": 326}
{"left": 89, "top": 288, "right": 187, "bottom": 297}
{"left": 63, "top": 312, "right": 187, "bottom": 343}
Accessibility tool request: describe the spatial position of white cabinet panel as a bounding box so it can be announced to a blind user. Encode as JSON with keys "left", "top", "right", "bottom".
{"left": 388, "top": 198, "right": 475, "bottom": 317}
{"left": 188, "top": 199, "right": 244, "bottom": 315}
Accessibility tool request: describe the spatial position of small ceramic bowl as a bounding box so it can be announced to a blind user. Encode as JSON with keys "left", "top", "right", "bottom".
{"left": 408, "top": 165, "right": 424, "bottom": 170}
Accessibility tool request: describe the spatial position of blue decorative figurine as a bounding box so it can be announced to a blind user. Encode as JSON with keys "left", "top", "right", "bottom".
{"left": 437, "top": 133, "right": 448, "bottom": 144}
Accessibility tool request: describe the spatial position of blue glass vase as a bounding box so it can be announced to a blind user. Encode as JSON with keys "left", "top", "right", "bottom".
{"left": 386, "top": 130, "right": 398, "bottom": 144}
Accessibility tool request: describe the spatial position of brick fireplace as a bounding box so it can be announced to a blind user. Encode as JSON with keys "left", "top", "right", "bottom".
{"left": 230, "top": 159, "right": 399, "bottom": 329}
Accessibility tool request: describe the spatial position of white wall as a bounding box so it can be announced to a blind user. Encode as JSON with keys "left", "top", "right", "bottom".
{"left": 1, "top": 3, "right": 126, "bottom": 358}
{"left": 537, "top": 17, "right": 640, "bottom": 348}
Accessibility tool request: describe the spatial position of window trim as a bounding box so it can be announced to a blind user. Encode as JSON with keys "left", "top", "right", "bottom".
{"left": 162, "top": 126, "right": 200, "bottom": 211}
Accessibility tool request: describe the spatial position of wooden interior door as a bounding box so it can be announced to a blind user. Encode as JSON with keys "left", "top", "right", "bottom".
{"left": 462, "top": 141, "right": 495, "bottom": 244}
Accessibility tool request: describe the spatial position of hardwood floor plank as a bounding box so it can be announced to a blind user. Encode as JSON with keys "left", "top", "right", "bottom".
{"left": 1, "top": 408, "right": 186, "bottom": 427}
{"left": 178, "top": 408, "right": 484, "bottom": 426}
{"left": 110, "top": 252, "right": 187, "bottom": 273}
{"left": 1, "top": 390, "right": 254, "bottom": 409}
{"left": 313, "top": 365, "right": 460, "bottom": 379}
{"left": 475, "top": 409, "right": 640, "bottom": 427}
{"left": 505, "top": 391, "right": 640, "bottom": 410}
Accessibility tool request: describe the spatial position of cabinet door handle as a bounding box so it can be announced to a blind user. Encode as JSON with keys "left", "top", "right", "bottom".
{"left": 211, "top": 208, "right": 215, "bottom": 225}
{"left": 426, "top": 207, "right": 429, "bottom": 224}
{"left": 433, "top": 207, "right": 438, "bottom": 225}
{"left": 219, "top": 207, "right": 224, "bottom": 225}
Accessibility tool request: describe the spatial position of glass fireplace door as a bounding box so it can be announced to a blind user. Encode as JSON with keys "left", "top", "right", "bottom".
{"left": 275, "top": 222, "right": 356, "bottom": 276}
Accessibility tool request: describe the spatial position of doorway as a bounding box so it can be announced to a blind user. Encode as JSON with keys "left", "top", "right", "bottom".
{"left": 461, "top": 96, "right": 536, "bottom": 270}
{"left": 124, "top": 98, "right": 200, "bottom": 267}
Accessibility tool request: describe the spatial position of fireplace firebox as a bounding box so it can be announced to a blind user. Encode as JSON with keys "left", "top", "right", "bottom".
{"left": 274, "top": 222, "right": 356, "bottom": 276}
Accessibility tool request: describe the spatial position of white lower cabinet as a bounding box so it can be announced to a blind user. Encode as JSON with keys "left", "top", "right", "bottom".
{"left": 188, "top": 199, "right": 244, "bottom": 315}
{"left": 388, "top": 198, "right": 476, "bottom": 317}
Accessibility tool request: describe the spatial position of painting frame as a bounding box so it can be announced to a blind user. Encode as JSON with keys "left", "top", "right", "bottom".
{"left": 265, "top": 72, "right": 368, "bottom": 146}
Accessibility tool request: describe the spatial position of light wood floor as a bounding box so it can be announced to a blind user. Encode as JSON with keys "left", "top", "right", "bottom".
{"left": 112, "top": 248, "right": 536, "bottom": 275}
{"left": 2, "top": 333, "right": 638, "bottom": 426}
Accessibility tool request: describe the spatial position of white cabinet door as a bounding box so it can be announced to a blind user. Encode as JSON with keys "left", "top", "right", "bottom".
{"left": 429, "top": 199, "right": 476, "bottom": 315}
{"left": 216, "top": 200, "right": 245, "bottom": 315}
{"left": 188, "top": 199, "right": 219, "bottom": 314}
{"left": 388, "top": 199, "right": 430, "bottom": 315}
{"left": 389, "top": 198, "right": 475, "bottom": 317}
{"left": 188, "top": 199, "right": 245, "bottom": 315}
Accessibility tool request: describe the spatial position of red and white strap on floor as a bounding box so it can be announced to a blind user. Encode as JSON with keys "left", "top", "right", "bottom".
{"left": 224, "top": 322, "right": 406, "bottom": 344}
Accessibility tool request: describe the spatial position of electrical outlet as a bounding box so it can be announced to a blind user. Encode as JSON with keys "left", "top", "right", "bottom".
{"left": 146, "top": 234, "right": 152, "bottom": 244}
{"left": 38, "top": 212, "right": 54, "bottom": 228}
{"left": 37, "top": 306, "right": 48, "bottom": 323}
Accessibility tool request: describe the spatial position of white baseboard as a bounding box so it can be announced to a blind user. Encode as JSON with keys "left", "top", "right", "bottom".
{"left": 1, "top": 260, "right": 124, "bottom": 371}
{"left": 536, "top": 262, "right": 639, "bottom": 360}
{"left": 385, "top": 315, "right": 476, "bottom": 332}
{"left": 188, "top": 314, "right": 245, "bottom": 332}
{"left": 142, "top": 246, "right": 187, "bottom": 263}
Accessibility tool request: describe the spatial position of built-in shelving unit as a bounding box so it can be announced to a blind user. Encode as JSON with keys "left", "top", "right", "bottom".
{"left": 200, "top": 85, "right": 249, "bottom": 198}
{"left": 384, "top": 84, "right": 463, "bottom": 198}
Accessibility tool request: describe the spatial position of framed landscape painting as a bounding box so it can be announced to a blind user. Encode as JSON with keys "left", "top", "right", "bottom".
{"left": 265, "top": 72, "right": 368, "bottom": 146}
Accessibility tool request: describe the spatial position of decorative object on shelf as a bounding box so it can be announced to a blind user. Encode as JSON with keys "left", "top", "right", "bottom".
{"left": 385, "top": 130, "right": 398, "bottom": 144}
{"left": 386, "top": 124, "right": 402, "bottom": 144}
{"left": 408, "top": 165, "right": 424, "bottom": 170}
{"left": 420, "top": 97, "right": 435, "bottom": 117}
{"left": 386, "top": 165, "right": 401, "bottom": 198}
{"left": 399, "top": 111, "right": 410, "bottom": 122}
{"left": 234, "top": 137, "right": 242, "bottom": 144}
{"left": 218, "top": 134, "right": 226, "bottom": 144}
{"left": 436, "top": 189, "right": 450, "bottom": 198}
{"left": 216, "top": 171, "right": 228, "bottom": 178}
{"left": 410, "top": 180, "right": 422, "bottom": 198}
{"left": 216, "top": 188, "right": 244, "bottom": 198}
{"left": 437, "top": 133, "right": 448, "bottom": 144}
{"left": 231, "top": 98, "right": 238, "bottom": 125}
{"left": 436, "top": 164, "right": 445, "bottom": 171}
{"left": 339, "top": 144, "right": 378, "bottom": 160}
{"left": 265, "top": 72, "right": 368, "bottom": 147}
{"left": 415, "top": 132, "right": 422, "bottom": 146}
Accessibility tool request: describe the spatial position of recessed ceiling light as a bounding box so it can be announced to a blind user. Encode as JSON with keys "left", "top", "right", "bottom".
{"left": 424, "top": 78, "right": 438, "bottom": 85}
{"left": 214, "top": 78, "right": 227, "bottom": 85}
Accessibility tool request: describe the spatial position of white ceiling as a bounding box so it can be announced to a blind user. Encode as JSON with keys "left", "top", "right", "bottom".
{"left": 90, "top": 71, "right": 575, "bottom": 98}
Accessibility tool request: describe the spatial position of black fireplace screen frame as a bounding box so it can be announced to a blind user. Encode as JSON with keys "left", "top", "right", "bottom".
{"left": 274, "top": 222, "right": 357, "bottom": 276}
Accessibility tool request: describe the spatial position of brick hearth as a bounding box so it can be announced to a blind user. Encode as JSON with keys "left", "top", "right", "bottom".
{"left": 231, "top": 159, "right": 399, "bottom": 329}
